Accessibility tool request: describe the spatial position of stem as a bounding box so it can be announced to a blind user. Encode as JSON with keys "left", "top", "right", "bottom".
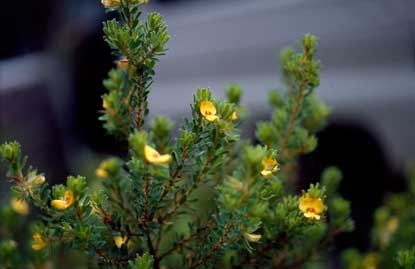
{"left": 157, "top": 227, "right": 209, "bottom": 260}
{"left": 280, "top": 87, "right": 304, "bottom": 160}
{"left": 136, "top": 76, "right": 144, "bottom": 129}
{"left": 145, "top": 175, "right": 150, "bottom": 217}
{"left": 156, "top": 123, "right": 203, "bottom": 210}
{"left": 188, "top": 223, "right": 233, "bottom": 269}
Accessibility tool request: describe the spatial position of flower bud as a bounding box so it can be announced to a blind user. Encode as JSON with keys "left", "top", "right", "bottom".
{"left": 243, "top": 232, "right": 262, "bottom": 242}
{"left": 225, "top": 84, "right": 242, "bottom": 104}
{"left": 96, "top": 158, "right": 122, "bottom": 179}
{"left": 0, "top": 141, "right": 20, "bottom": 164}
{"left": 129, "top": 130, "right": 148, "bottom": 155}
{"left": 101, "top": 0, "right": 120, "bottom": 8}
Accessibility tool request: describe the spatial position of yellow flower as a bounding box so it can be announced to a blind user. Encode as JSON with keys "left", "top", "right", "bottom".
{"left": 260, "top": 157, "right": 279, "bottom": 178}
{"left": 230, "top": 111, "right": 238, "bottom": 121}
{"left": 200, "top": 101, "right": 219, "bottom": 122}
{"left": 95, "top": 160, "right": 111, "bottom": 179}
{"left": 139, "top": 0, "right": 149, "bottom": 4}
{"left": 114, "top": 236, "right": 128, "bottom": 248}
{"left": 101, "top": 0, "right": 120, "bottom": 8}
{"left": 243, "top": 232, "right": 262, "bottom": 242}
{"left": 144, "top": 145, "right": 172, "bottom": 164}
{"left": 51, "top": 191, "right": 74, "bottom": 210}
{"left": 117, "top": 58, "right": 129, "bottom": 70}
{"left": 96, "top": 168, "right": 109, "bottom": 179}
{"left": 103, "top": 99, "right": 109, "bottom": 110}
{"left": 32, "top": 233, "right": 47, "bottom": 251}
{"left": 11, "top": 197, "right": 29, "bottom": 215}
{"left": 299, "top": 194, "right": 324, "bottom": 220}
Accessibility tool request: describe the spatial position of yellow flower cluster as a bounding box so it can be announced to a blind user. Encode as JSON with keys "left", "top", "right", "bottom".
{"left": 51, "top": 190, "right": 74, "bottom": 210}
{"left": 299, "top": 194, "right": 324, "bottom": 220}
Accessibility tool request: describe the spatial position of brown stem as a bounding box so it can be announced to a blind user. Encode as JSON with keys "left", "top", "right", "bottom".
{"left": 157, "top": 227, "right": 210, "bottom": 260}
{"left": 280, "top": 87, "right": 304, "bottom": 161}
{"left": 136, "top": 76, "right": 144, "bottom": 129}
{"left": 276, "top": 227, "right": 341, "bottom": 269}
{"left": 188, "top": 223, "right": 233, "bottom": 269}
{"left": 156, "top": 123, "right": 203, "bottom": 210}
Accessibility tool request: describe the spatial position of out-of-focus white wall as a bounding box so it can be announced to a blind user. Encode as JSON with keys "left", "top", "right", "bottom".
{"left": 145, "top": 0, "right": 415, "bottom": 166}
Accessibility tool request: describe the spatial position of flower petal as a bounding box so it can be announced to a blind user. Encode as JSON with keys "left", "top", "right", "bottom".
{"left": 144, "top": 145, "right": 172, "bottom": 164}
{"left": 200, "top": 101, "right": 217, "bottom": 117}
{"left": 51, "top": 200, "right": 68, "bottom": 210}
{"left": 205, "top": 115, "right": 219, "bottom": 122}
{"left": 260, "top": 170, "right": 272, "bottom": 177}
{"left": 243, "top": 232, "right": 262, "bottom": 242}
{"left": 114, "top": 236, "right": 128, "bottom": 248}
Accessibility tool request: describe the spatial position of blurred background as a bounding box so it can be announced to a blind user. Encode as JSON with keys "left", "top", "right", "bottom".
{"left": 0, "top": 0, "right": 414, "bottom": 262}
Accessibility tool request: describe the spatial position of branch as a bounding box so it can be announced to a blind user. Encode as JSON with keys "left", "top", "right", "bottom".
{"left": 164, "top": 125, "right": 220, "bottom": 220}
{"left": 188, "top": 223, "right": 233, "bottom": 269}
{"left": 157, "top": 227, "right": 210, "bottom": 260}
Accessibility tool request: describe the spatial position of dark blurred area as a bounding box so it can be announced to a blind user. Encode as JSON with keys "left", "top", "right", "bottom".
{"left": 0, "top": 0, "right": 414, "bottom": 262}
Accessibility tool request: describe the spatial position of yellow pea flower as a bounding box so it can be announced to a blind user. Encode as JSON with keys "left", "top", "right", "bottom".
{"left": 114, "top": 236, "right": 128, "bottom": 248}
{"left": 200, "top": 101, "right": 219, "bottom": 122}
{"left": 299, "top": 194, "right": 324, "bottom": 220}
{"left": 260, "top": 157, "right": 279, "bottom": 178}
{"left": 32, "top": 233, "right": 47, "bottom": 251}
{"left": 243, "top": 232, "right": 262, "bottom": 242}
{"left": 230, "top": 111, "right": 238, "bottom": 121}
{"left": 11, "top": 197, "right": 29, "bottom": 215}
{"left": 144, "top": 145, "right": 172, "bottom": 164}
{"left": 51, "top": 190, "right": 74, "bottom": 210}
{"left": 101, "top": 0, "right": 120, "bottom": 8}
